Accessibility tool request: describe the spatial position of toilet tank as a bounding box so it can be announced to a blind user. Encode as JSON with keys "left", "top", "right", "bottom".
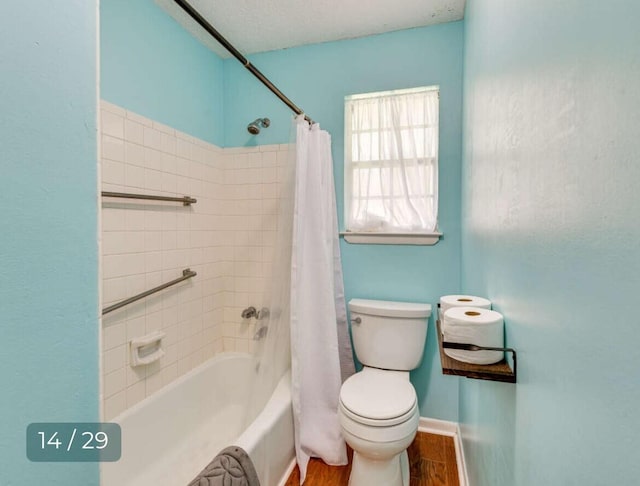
{"left": 349, "top": 299, "right": 431, "bottom": 371}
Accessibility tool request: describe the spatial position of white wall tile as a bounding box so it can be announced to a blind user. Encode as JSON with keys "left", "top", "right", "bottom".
{"left": 104, "top": 368, "right": 126, "bottom": 398}
{"left": 145, "top": 251, "right": 163, "bottom": 273}
{"left": 125, "top": 232, "right": 146, "bottom": 253}
{"left": 102, "top": 136, "right": 125, "bottom": 162}
{"left": 124, "top": 164, "right": 145, "bottom": 189}
{"left": 103, "top": 253, "right": 144, "bottom": 279}
{"left": 103, "top": 323, "right": 126, "bottom": 350}
{"left": 176, "top": 139, "right": 192, "bottom": 159}
{"left": 123, "top": 366, "right": 143, "bottom": 389}
{"left": 161, "top": 363, "right": 178, "bottom": 386}
{"left": 124, "top": 119, "right": 144, "bottom": 145}
{"left": 125, "top": 110, "right": 152, "bottom": 127}
{"left": 125, "top": 141, "right": 145, "bottom": 167}
{"left": 102, "top": 160, "right": 125, "bottom": 185}
{"left": 259, "top": 144, "right": 280, "bottom": 153}
{"left": 152, "top": 121, "right": 175, "bottom": 135}
{"left": 161, "top": 132, "right": 177, "bottom": 155}
{"left": 143, "top": 127, "right": 163, "bottom": 150}
{"left": 145, "top": 212, "right": 163, "bottom": 231}
{"left": 101, "top": 100, "right": 126, "bottom": 116}
{"left": 102, "top": 110, "right": 124, "bottom": 139}
{"left": 161, "top": 172, "right": 178, "bottom": 194}
{"left": 144, "top": 169, "right": 163, "bottom": 192}
{"left": 161, "top": 231, "right": 177, "bottom": 251}
{"left": 162, "top": 212, "right": 177, "bottom": 232}
{"left": 102, "top": 207, "right": 126, "bottom": 232}
{"left": 126, "top": 381, "right": 146, "bottom": 407}
{"left": 144, "top": 231, "right": 163, "bottom": 252}
{"left": 146, "top": 310, "right": 163, "bottom": 333}
{"left": 102, "top": 231, "right": 126, "bottom": 255}
{"left": 101, "top": 102, "right": 289, "bottom": 416}
{"left": 125, "top": 210, "right": 146, "bottom": 232}
{"left": 103, "top": 345, "right": 126, "bottom": 375}
{"left": 126, "top": 317, "right": 146, "bottom": 341}
{"left": 126, "top": 274, "right": 146, "bottom": 299}
{"left": 161, "top": 152, "right": 177, "bottom": 174}
{"left": 144, "top": 147, "right": 163, "bottom": 170}
{"left": 104, "top": 391, "right": 126, "bottom": 421}
{"left": 146, "top": 370, "right": 163, "bottom": 396}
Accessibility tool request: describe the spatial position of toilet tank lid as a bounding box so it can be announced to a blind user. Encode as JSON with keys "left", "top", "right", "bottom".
{"left": 349, "top": 299, "right": 432, "bottom": 318}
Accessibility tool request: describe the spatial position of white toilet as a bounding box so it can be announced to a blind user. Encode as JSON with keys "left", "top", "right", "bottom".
{"left": 339, "top": 298, "right": 431, "bottom": 486}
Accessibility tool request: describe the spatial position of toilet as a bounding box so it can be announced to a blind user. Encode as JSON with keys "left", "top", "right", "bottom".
{"left": 339, "top": 298, "right": 431, "bottom": 486}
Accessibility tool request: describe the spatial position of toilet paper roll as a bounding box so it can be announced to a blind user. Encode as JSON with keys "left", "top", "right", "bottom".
{"left": 439, "top": 295, "right": 491, "bottom": 327}
{"left": 443, "top": 307, "right": 504, "bottom": 365}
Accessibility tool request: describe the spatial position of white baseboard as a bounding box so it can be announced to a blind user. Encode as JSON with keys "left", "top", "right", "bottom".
{"left": 419, "top": 417, "right": 469, "bottom": 486}
{"left": 456, "top": 423, "right": 470, "bottom": 486}
{"left": 418, "top": 416, "right": 458, "bottom": 436}
{"left": 277, "top": 419, "right": 469, "bottom": 486}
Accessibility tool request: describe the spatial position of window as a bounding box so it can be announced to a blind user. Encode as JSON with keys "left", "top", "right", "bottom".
{"left": 344, "top": 86, "right": 440, "bottom": 244}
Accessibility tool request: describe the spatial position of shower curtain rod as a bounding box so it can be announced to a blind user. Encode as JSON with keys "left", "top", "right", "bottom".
{"left": 172, "top": 0, "right": 314, "bottom": 125}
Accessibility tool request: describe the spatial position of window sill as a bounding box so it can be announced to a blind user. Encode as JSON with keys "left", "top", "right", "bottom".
{"left": 340, "top": 231, "right": 442, "bottom": 246}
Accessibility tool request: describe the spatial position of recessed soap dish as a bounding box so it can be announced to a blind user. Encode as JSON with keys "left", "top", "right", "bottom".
{"left": 130, "top": 331, "right": 165, "bottom": 367}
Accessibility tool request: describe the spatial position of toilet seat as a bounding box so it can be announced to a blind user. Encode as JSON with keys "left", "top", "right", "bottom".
{"left": 339, "top": 400, "right": 419, "bottom": 443}
{"left": 340, "top": 368, "right": 417, "bottom": 426}
{"left": 340, "top": 398, "right": 417, "bottom": 427}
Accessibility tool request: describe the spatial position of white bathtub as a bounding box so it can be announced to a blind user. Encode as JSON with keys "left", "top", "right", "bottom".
{"left": 101, "top": 353, "right": 295, "bottom": 486}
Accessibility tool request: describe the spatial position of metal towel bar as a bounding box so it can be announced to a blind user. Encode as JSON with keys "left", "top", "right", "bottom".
{"left": 102, "top": 191, "right": 197, "bottom": 206}
{"left": 102, "top": 268, "right": 197, "bottom": 315}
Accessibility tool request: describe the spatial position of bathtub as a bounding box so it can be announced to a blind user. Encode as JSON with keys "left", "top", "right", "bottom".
{"left": 101, "top": 353, "right": 295, "bottom": 486}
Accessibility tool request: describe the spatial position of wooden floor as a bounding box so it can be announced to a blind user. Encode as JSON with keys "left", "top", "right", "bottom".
{"left": 284, "top": 432, "right": 459, "bottom": 486}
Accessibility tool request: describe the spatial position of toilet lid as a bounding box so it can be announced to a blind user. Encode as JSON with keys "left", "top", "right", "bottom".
{"left": 340, "top": 370, "right": 417, "bottom": 421}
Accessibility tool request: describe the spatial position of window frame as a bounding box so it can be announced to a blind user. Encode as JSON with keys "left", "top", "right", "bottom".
{"left": 342, "top": 86, "right": 442, "bottom": 246}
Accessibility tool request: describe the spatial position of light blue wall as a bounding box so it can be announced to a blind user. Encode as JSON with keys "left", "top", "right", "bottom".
{"left": 0, "top": 2, "right": 99, "bottom": 485}
{"left": 461, "top": 1, "right": 640, "bottom": 484}
{"left": 224, "top": 24, "right": 464, "bottom": 421}
{"left": 101, "top": 0, "right": 225, "bottom": 146}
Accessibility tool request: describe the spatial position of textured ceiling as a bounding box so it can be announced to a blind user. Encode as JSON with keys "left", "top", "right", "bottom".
{"left": 156, "top": 0, "right": 466, "bottom": 57}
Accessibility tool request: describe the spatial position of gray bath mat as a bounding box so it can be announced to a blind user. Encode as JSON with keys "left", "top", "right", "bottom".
{"left": 188, "top": 446, "right": 260, "bottom": 486}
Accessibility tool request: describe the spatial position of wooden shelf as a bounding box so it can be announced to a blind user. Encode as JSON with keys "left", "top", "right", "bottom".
{"left": 436, "top": 320, "right": 517, "bottom": 383}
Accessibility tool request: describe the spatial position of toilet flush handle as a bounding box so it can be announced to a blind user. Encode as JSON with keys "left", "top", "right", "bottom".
{"left": 351, "top": 317, "right": 362, "bottom": 324}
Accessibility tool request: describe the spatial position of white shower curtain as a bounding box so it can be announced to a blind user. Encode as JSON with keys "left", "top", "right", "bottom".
{"left": 290, "top": 115, "right": 354, "bottom": 484}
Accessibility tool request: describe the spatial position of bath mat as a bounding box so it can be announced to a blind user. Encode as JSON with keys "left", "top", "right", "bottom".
{"left": 188, "top": 446, "right": 260, "bottom": 486}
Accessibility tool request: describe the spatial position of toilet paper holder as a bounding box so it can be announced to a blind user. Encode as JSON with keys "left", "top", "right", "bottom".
{"left": 441, "top": 341, "right": 517, "bottom": 383}
{"left": 435, "top": 307, "right": 517, "bottom": 383}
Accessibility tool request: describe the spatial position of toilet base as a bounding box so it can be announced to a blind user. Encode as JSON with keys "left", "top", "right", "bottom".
{"left": 348, "top": 449, "right": 409, "bottom": 486}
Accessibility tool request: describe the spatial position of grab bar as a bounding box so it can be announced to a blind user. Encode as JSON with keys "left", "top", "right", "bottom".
{"left": 102, "top": 191, "right": 197, "bottom": 206}
{"left": 102, "top": 268, "right": 197, "bottom": 315}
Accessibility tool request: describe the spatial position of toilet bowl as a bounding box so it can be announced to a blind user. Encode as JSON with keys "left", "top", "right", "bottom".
{"left": 339, "top": 367, "right": 419, "bottom": 486}
{"left": 340, "top": 299, "right": 431, "bottom": 486}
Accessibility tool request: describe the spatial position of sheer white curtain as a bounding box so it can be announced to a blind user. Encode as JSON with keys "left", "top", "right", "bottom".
{"left": 290, "top": 115, "right": 354, "bottom": 484}
{"left": 239, "top": 132, "right": 296, "bottom": 486}
{"left": 345, "top": 87, "right": 439, "bottom": 232}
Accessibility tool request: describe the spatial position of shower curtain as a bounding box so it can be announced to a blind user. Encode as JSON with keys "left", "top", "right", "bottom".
{"left": 290, "top": 115, "right": 355, "bottom": 483}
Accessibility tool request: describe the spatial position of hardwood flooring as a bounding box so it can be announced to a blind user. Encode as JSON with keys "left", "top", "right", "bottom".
{"left": 284, "top": 432, "right": 459, "bottom": 486}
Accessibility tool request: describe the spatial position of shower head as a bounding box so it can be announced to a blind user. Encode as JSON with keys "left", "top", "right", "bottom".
{"left": 247, "top": 117, "right": 270, "bottom": 135}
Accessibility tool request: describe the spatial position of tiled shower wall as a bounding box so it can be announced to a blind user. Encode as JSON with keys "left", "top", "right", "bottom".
{"left": 100, "top": 101, "right": 290, "bottom": 419}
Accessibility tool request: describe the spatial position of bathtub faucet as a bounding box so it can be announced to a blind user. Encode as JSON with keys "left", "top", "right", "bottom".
{"left": 241, "top": 306, "right": 257, "bottom": 319}
{"left": 241, "top": 306, "right": 270, "bottom": 320}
